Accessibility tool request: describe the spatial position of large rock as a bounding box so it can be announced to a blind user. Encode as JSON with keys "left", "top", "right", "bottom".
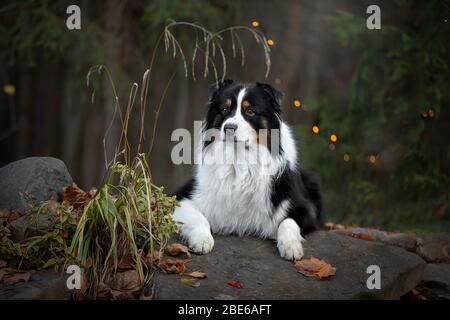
{"left": 0, "top": 157, "right": 72, "bottom": 210}
{"left": 417, "top": 264, "right": 450, "bottom": 300}
{"left": 155, "top": 231, "right": 426, "bottom": 300}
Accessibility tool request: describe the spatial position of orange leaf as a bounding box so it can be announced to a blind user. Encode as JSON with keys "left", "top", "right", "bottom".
{"left": 161, "top": 258, "right": 187, "bottom": 274}
{"left": 165, "top": 243, "right": 191, "bottom": 258}
{"left": 353, "top": 233, "right": 375, "bottom": 241}
{"left": 294, "top": 256, "right": 336, "bottom": 280}
{"left": 61, "top": 183, "right": 90, "bottom": 210}
{"left": 146, "top": 250, "right": 162, "bottom": 266}
{"left": 0, "top": 208, "right": 23, "bottom": 221}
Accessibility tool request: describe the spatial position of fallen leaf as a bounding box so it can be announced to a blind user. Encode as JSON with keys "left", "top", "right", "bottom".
{"left": 325, "top": 222, "right": 359, "bottom": 231}
{"left": 180, "top": 276, "right": 200, "bottom": 288}
{"left": 161, "top": 258, "right": 187, "bottom": 274}
{"left": 118, "top": 254, "right": 135, "bottom": 270}
{"left": 227, "top": 280, "right": 244, "bottom": 289}
{"left": 185, "top": 270, "right": 207, "bottom": 279}
{"left": 337, "top": 231, "right": 375, "bottom": 241}
{"left": 84, "top": 257, "right": 93, "bottom": 269}
{"left": 0, "top": 208, "right": 23, "bottom": 221}
{"left": 109, "top": 270, "right": 142, "bottom": 292}
{"left": 165, "top": 243, "right": 191, "bottom": 258}
{"left": 146, "top": 250, "right": 162, "bottom": 266}
{"left": 353, "top": 233, "right": 375, "bottom": 241}
{"left": 0, "top": 268, "right": 31, "bottom": 285}
{"left": 61, "top": 183, "right": 90, "bottom": 210}
{"left": 295, "top": 256, "right": 336, "bottom": 280}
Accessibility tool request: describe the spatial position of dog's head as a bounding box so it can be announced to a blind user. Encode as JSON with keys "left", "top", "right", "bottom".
{"left": 203, "top": 80, "right": 284, "bottom": 151}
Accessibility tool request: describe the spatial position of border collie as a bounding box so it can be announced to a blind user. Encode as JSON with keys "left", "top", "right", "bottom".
{"left": 173, "top": 80, "right": 324, "bottom": 260}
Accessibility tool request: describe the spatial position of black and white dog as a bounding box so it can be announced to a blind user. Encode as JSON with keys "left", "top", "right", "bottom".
{"left": 174, "top": 80, "right": 323, "bottom": 260}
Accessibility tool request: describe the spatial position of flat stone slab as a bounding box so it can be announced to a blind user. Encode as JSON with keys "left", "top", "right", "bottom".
{"left": 0, "top": 270, "right": 71, "bottom": 300}
{"left": 155, "top": 231, "right": 426, "bottom": 300}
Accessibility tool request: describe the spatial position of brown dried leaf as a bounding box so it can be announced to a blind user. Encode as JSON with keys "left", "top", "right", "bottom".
{"left": 161, "top": 258, "right": 187, "bottom": 274}
{"left": 84, "top": 257, "right": 93, "bottom": 269}
{"left": 165, "top": 243, "right": 191, "bottom": 258}
{"left": 337, "top": 231, "right": 376, "bottom": 241}
{"left": 118, "top": 254, "right": 134, "bottom": 270}
{"left": 294, "top": 256, "right": 336, "bottom": 280}
{"left": 61, "top": 183, "right": 90, "bottom": 210}
{"left": 109, "top": 270, "right": 142, "bottom": 292}
{"left": 185, "top": 270, "right": 207, "bottom": 279}
{"left": 353, "top": 233, "right": 375, "bottom": 241}
{"left": 146, "top": 250, "right": 162, "bottom": 266}
{"left": 0, "top": 208, "right": 23, "bottom": 221}
{"left": 0, "top": 268, "right": 31, "bottom": 285}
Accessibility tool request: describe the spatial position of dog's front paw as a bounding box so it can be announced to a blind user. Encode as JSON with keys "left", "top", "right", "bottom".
{"left": 188, "top": 228, "right": 214, "bottom": 254}
{"left": 277, "top": 239, "right": 304, "bottom": 261}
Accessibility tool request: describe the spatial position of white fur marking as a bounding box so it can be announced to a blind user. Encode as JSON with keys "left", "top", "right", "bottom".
{"left": 277, "top": 218, "right": 304, "bottom": 260}
{"left": 173, "top": 199, "right": 214, "bottom": 254}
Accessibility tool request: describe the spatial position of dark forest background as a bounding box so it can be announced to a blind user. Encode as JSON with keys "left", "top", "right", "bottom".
{"left": 0, "top": 0, "right": 449, "bottom": 231}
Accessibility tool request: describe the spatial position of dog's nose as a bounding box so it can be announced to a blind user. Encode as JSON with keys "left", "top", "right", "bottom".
{"left": 223, "top": 123, "right": 238, "bottom": 135}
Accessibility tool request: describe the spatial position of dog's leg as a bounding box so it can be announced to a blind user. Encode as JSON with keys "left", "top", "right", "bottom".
{"left": 173, "top": 199, "right": 214, "bottom": 254}
{"left": 277, "top": 218, "right": 304, "bottom": 260}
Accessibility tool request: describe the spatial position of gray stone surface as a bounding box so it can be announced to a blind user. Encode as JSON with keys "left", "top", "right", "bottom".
{"left": 416, "top": 234, "right": 450, "bottom": 263}
{"left": 0, "top": 157, "right": 73, "bottom": 211}
{"left": 417, "top": 264, "right": 450, "bottom": 300}
{"left": 0, "top": 270, "right": 71, "bottom": 300}
{"left": 155, "top": 231, "right": 426, "bottom": 300}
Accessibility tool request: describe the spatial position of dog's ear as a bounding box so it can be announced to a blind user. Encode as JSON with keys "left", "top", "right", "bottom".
{"left": 256, "top": 82, "right": 284, "bottom": 107}
{"left": 208, "top": 79, "right": 234, "bottom": 102}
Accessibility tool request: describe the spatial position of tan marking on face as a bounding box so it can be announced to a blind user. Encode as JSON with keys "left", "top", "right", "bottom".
{"left": 225, "top": 98, "right": 232, "bottom": 109}
{"left": 242, "top": 99, "right": 251, "bottom": 109}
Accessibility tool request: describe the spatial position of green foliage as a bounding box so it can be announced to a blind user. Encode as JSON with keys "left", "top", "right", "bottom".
{"left": 140, "top": 0, "right": 238, "bottom": 32}
{"left": 300, "top": 1, "right": 450, "bottom": 230}
{"left": 0, "top": 201, "right": 77, "bottom": 269}
{"left": 70, "top": 154, "right": 179, "bottom": 295}
{"left": 0, "top": 0, "right": 102, "bottom": 66}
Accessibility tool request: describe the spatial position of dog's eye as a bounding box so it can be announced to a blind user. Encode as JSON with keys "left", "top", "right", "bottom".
{"left": 221, "top": 107, "right": 229, "bottom": 116}
{"left": 245, "top": 108, "right": 256, "bottom": 116}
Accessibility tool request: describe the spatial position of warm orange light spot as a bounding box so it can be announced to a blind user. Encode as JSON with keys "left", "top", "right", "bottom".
{"left": 343, "top": 153, "right": 350, "bottom": 162}
{"left": 267, "top": 39, "right": 274, "bottom": 46}
{"left": 330, "top": 134, "right": 337, "bottom": 143}
{"left": 312, "top": 125, "right": 320, "bottom": 134}
{"left": 328, "top": 143, "right": 336, "bottom": 151}
{"left": 294, "top": 100, "right": 301, "bottom": 108}
{"left": 368, "top": 155, "right": 377, "bottom": 164}
{"left": 251, "top": 21, "right": 260, "bottom": 27}
{"left": 428, "top": 108, "right": 434, "bottom": 117}
{"left": 3, "top": 84, "right": 15, "bottom": 96}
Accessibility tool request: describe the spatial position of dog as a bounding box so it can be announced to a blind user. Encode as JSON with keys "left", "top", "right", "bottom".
{"left": 173, "top": 80, "right": 324, "bottom": 260}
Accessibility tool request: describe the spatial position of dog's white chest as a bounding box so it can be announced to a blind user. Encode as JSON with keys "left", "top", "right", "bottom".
{"left": 192, "top": 163, "right": 288, "bottom": 239}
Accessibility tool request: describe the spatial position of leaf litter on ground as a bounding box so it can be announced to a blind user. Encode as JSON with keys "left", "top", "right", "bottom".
{"left": 294, "top": 256, "right": 336, "bottom": 280}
